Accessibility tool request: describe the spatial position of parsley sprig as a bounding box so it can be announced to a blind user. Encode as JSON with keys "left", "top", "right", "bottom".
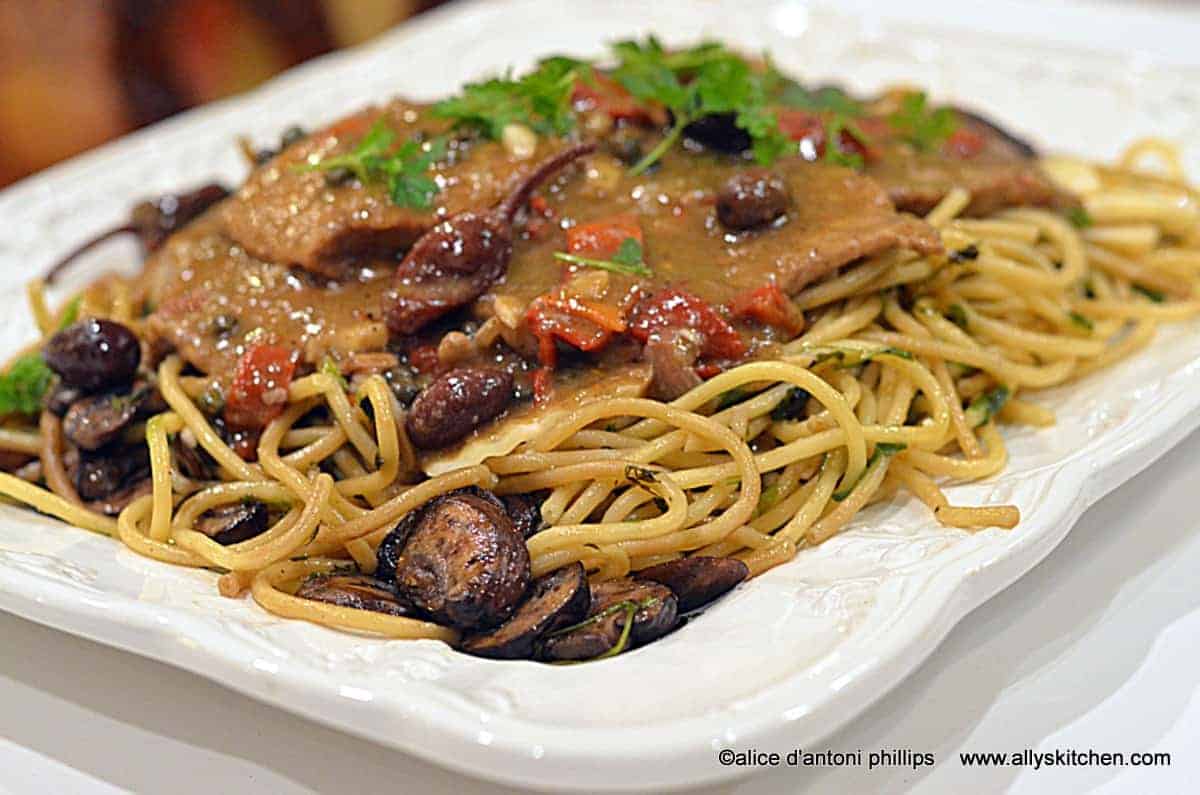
{"left": 303, "top": 119, "right": 447, "bottom": 209}
{"left": 889, "top": 91, "right": 959, "bottom": 152}
{"left": 432, "top": 56, "right": 589, "bottom": 140}
{"left": 0, "top": 353, "right": 53, "bottom": 416}
{"left": 610, "top": 38, "right": 791, "bottom": 175}
{"left": 553, "top": 237, "right": 651, "bottom": 277}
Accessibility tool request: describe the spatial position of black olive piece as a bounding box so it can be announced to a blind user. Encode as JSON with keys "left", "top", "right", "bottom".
{"left": 195, "top": 501, "right": 269, "bottom": 546}
{"left": 44, "top": 183, "right": 229, "bottom": 285}
{"left": 682, "top": 113, "right": 752, "bottom": 154}
{"left": 377, "top": 487, "right": 531, "bottom": 631}
{"left": 76, "top": 445, "right": 150, "bottom": 502}
{"left": 44, "top": 319, "right": 141, "bottom": 393}
{"left": 405, "top": 367, "right": 514, "bottom": 450}
{"left": 324, "top": 166, "right": 355, "bottom": 187}
{"left": 295, "top": 573, "right": 411, "bottom": 617}
{"left": 716, "top": 169, "right": 792, "bottom": 231}
{"left": 635, "top": 556, "right": 749, "bottom": 613}
{"left": 384, "top": 142, "right": 596, "bottom": 335}
{"left": 279, "top": 125, "right": 307, "bottom": 149}
{"left": 539, "top": 579, "right": 678, "bottom": 662}
{"left": 61, "top": 384, "right": 154, "bottom": 451}
{"left": 461, "top": 562, "right": 590, "bottom": 660}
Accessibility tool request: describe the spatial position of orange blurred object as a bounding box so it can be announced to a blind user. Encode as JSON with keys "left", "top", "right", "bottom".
{"left": 0, "top": 0, "right": 436, "bottom": 187}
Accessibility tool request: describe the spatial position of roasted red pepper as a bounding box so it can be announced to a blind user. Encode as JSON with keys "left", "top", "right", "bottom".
{"left": 566, "top": 213, "right": 644, "bottom": 260}
{"left": 944, "top": 127, "right": 987, "bottom": 158}
{"left": 777, "top": 110, "right": 880, "bottom": 164}
{"left": 728, "top": 284, "right": 804, "bottom": 334}
{"left": 526, "top": 291, "right": 628, "bottom": 368}
{"left": 629, "top": 288, "right": 746, "bottom": 360}
{"left": 572, "top": 73, "right": 667, "bottom": 126}
{"left": 224, "top": 344, "right": 297, "bottom": 431}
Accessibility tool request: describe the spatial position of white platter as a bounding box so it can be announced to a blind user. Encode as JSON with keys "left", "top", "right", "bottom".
{"left": 0, "top": 1, "right": 1198, "bottom": 790}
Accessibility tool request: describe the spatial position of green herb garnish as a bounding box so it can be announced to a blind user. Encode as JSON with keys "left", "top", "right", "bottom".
{"left": 823, "top": 114, "right": 870, "bottom": 170}
{"left": 715, "top": 386, "right": 752, "bottom": 410}
{"left": 1068, "top": 311, "right": 1094, "bottom": 332}
{"left": 833, "top": 442, "right": 906, "bottom": 501}
{"left": 610, "top": 38, "right": 790, "bottom": 175}
{"left": 770, "top": 387, "right": 810, "bottom": 421}
{"left": 946, "top": 304, "right": 969, "bottom": 329}
{"left": 553, "top": 237, "right": 651, "bottom": 277}
{"left": 1066, "top": 207, "right": 1094, "bottom": 228}
{"left": 1133, "top": 284, "right": 1165, "bottom": 303}
{"left": 432, "top": 56, "right": 587, "bottom": 139}
{"left": 965, "top": 386, "right": 1011, "bottom": 428}
{"left": 888, "top": 92, "right": 958, "bottom": 152}
{"left": 302, "top": 119, "right": 447, "bottom": 209}
{"left": 58, "top": 296, "right": 82, "bottom": 330}
{"left": 320, "top": 356, "right": 349, "bottom": 389}
{"left": 0, "top": 353, "right": 53, "bottom": 416}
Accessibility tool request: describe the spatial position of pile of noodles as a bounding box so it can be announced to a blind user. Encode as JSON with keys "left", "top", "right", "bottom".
{"left": 1, "top": 139, "right": 1196, "bottom": 643}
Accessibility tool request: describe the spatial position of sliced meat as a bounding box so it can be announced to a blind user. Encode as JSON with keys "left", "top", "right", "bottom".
{"left": 377, "top": 487, "right": 531, "bottom": 631}
{"left": 140, "top": 211, "right": 393, "bottom": 385}
{"left": 635, "top": 555, "right": 749, "bottom": 612}
{"left": 866, "top": 112, "right": 1068, "bottom": 216}
{"left": 540, "top": 578, "right": 678, "bottom": 662}
{"left": 221, "top": 101, "right": 582, "bottom": 279}
{"left": 460, "top": 562, "right": 590, "bottom": 659}
{"left": 295, "top": 573, "right": 412, "bottom": 617}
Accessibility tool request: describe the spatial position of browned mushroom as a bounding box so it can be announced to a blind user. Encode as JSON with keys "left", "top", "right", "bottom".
{"left": 384, "top": 143, "right": 595, "bottom": 335}
{"left": 61, "top": 384, "right": 158, "bottom": 451}
{"left": 295, "top": 573, "right": 411, "bottom": 617}
{"left": 540, "top": 578, "right": 678, "bottom": 662}
{"left": 635, "top": 556, "right": 749, "bottom": 612}
{"left": 460, "top": 562, "right": 590, "bottom": 660}
{"left": 375, "top": 487, "right": 531, "bottom": 631}
{"left": 196, "top": 501, "right": 269, "bottom": 546}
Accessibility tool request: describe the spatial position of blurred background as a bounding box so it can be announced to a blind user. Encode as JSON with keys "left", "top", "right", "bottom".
{"left": 0, "top": 0, "right": 449, "bottom": 187}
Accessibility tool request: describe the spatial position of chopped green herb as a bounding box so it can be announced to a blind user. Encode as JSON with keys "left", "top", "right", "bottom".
{"left": 716, "top": 386, "right": 751, "bottom": 410}
{"left": 1066, "top": 206, "right": 1094, "bottom": 228}
{"left": 320, "top": 356, "right": 349, "bottom": 389}
{"left": 804, "top": 343, "right": 914, "bottom": 368}
{"left": 773, "top": 79, "right": 864, "bottom": 117}
{"left": 770, "top": 387, "right": 810, "bottom": 421}
{"left": 965, "top": 386, "right": 1011, "bottom": 428}
{"left": 58, "top": 296, "right": 82, "bottom": 330}
{"left": 548, "top": 597, "right": 661, "bottom": 664}
{"left": 833, "top": 442, "right": 905, "bottom": 501}
{"left": 1133, "top": 284, "right": 1165, "bottom": 303}
{"left": 0, "top": 353, "right": 53, "bottom": 416}
{"left": 432, "top": 56, "right": 587, "bottom": 139}
{"left": 301, "top": 119, "right": 447, "bottom": 209}
{"left": 553, "top": 236, "right": 651, "bottom": 277}
{"left": 888, "top": 92, "right": 958, "bottom": 152}
{"left": 610, "top": 38, "right": 790, "bottom": 174}
{"left": 756, "top": 482, "right": 781, "bottom": 517}
{"left": 624, "top": 464, "right": 660, "bottom": 487}
{"left": 946, "top": 304, "right": 969, "bottom": 329}
{"left": 823, "top": 114, "right": 870, "bottom": 170}
{"left": 1068, "top": 311, "right": 1094, "bottom": 332}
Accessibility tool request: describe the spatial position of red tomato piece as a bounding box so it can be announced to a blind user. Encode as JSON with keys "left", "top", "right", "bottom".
{"left": 224, "top": 344, "right": 297, "bottom": 431}
{"left": 406, "top": 344, "right": 441, "bottom": 375}
{"left": 728, "top": 284, "right": 804, "bottom": 334}
{"left": 532, "top": 367, "right": 554, "bottom": 405}
{"left": 572, "top": 73, "right": 667, "bottom": 125}
{"left": 526, "top": 292, "right": 627, "bottom": 368}
{"left": 944, "top": 127, "right": 987, "bottom": 158}
{"left": 776, "top": 110, "right": 881, "bottom": 164}
{"left": 629, "top": 289, "right": 746, "bottom": 360}
{"left": 566, "top": 213, "right": 644, "bottom": 260}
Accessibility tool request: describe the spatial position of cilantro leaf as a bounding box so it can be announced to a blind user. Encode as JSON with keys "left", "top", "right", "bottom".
{"left": 301, "top": 119, "right": 446, "bottom": 209}
{"left": 0, "top": 353, "right": 53, "bottom": 416}
{"left": 1067, "top": 206, "right": 1094, "bottom": 228}
{"left": 888, "top": 92, "right": 958, "bottom": 152}
{"left": 553, "top": 236, "right": 652, "bottom": 277}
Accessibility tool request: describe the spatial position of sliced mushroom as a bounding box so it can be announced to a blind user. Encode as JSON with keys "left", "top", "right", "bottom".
{"left": 43, "top": 381, "right": 84, "bottom": 417}
{"left": 540, "top": 578, "right": 678, "bottom": 662}
{"left": 501, "top": 493, "right": 544, "bottom": 539}
{"left": 172, "top": 435, "right": 216, "bottom": 481}
{"left": 75, "top": 445, "right": 150, "bottom": 503}
{"left": 635, "top": 556, "right": 749, "bottom": 612}
{"left": 376, "top": 487, "right": 531, "bottom": 631}
{"left": 295, "top": 573, "right": 411, "bottom": 617}
{"left": 460, "top": 562, "right": 589, "bottom": 660}
{"left": 195, "top": 501, "right": 269, "bottom": 546}
{"left": 61, "top": 384, "right": 155, "bottom": 451}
